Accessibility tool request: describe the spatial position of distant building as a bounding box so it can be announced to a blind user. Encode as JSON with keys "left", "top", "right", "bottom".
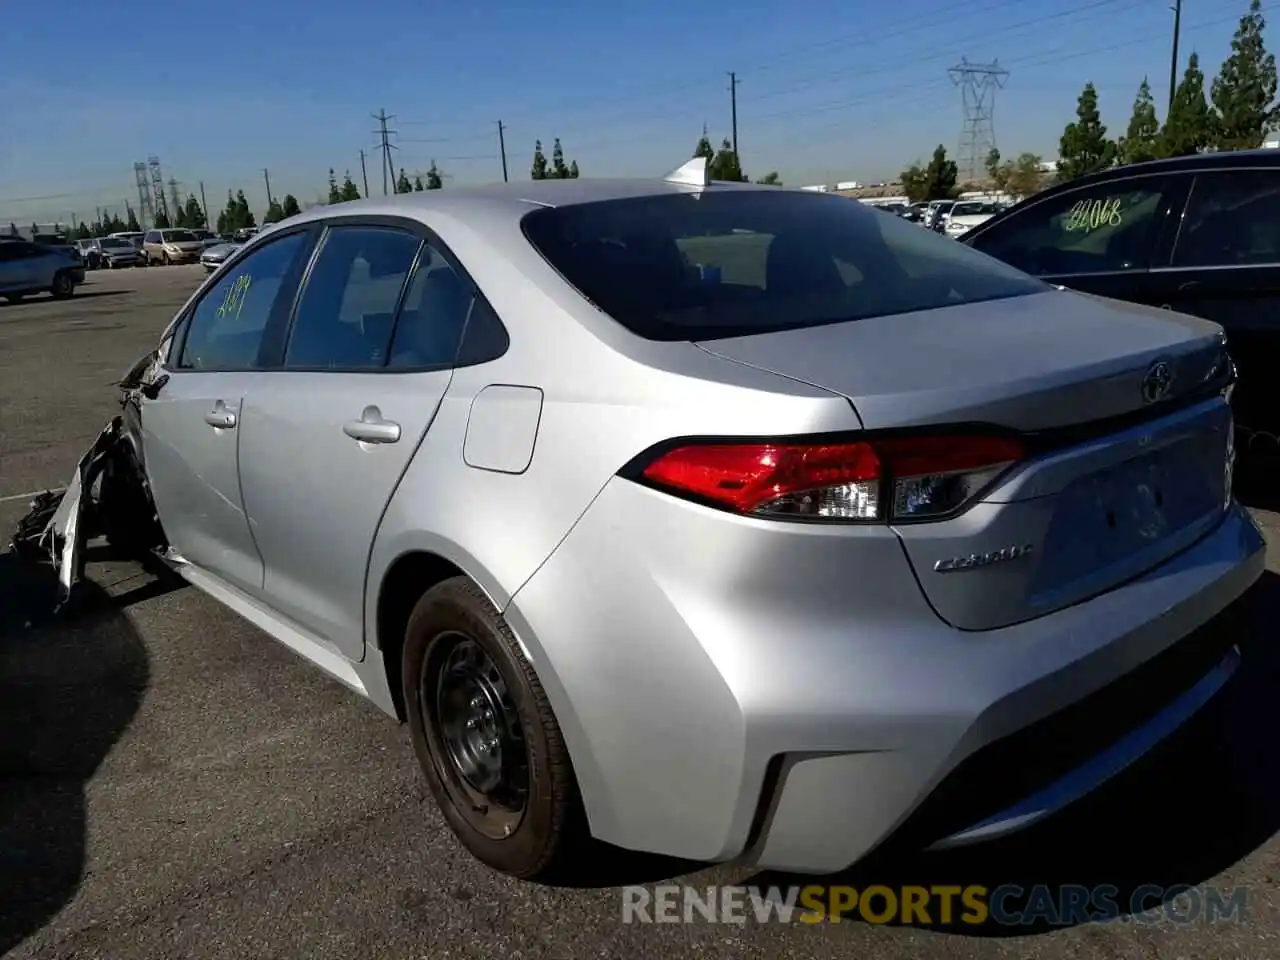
{"left": 1263, "top": 138, "right": 1280, "bottom": 149}
{"left": 799, "top": 184, "right": 829, "bottom": 192}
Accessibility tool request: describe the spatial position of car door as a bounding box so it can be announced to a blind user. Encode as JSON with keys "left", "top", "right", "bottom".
{"left": 964, "top": 173, "right": 1187, "bottom": 306}
{"left": 0, "top": 242, "right": 32, "bottom": 291}
{"left": 141, "top": 227, "right": 316, "bottom": 596}
{"left": 235, "top": 221, "right": 476, "bottom": 657}
{"left": 1151, "top": 167, "right": 1280, "bottom": 444}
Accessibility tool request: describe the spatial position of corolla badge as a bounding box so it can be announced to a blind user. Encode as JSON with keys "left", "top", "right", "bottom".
{"left": 1140, "top": 359, "right": 1175, "bottom": 404}
{"left": 934, "top": 544, "right": 1034, "bottom": 573}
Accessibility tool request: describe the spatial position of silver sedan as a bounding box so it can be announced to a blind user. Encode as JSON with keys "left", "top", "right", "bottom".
{"left": 19, "top": 161, "right": 1263, "bottom": 882}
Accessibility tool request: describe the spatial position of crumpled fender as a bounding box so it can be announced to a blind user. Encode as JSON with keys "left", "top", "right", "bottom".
{"left": 9, "top": 416, "right": 125, "bottom": 612}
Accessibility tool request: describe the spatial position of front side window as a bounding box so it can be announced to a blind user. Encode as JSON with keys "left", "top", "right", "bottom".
{"left": 283, "top": 225, "right": 422, "bottom": 369}
{"left": 521, "top": 190, "right": 1043, "bottom": 341}
{"left": 969, "top": 177, "right": 1168, "bottom": 276}
{"left": 178, "top": 231, "right": 308, "bottom": 371}
{"left": 1172, "top": 170, "right": 1280, "bottom": 268}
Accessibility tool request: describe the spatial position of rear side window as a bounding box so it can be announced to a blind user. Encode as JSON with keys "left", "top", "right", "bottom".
{"left": 520, "top": 191, "right": 1043, "bottom": 341}
{"left": 969, "top": 178, "right": 1168, "bottom": 276}
{"left": 1172, "top": 170, "right": 1280, "bottom": 267}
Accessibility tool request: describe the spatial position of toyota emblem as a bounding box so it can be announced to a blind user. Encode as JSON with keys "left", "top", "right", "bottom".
{"left": 1141, "top": 360, "right": 1174, "bottom": 404}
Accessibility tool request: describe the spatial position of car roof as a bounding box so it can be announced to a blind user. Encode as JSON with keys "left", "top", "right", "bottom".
{"left": 276, "top": 176, "right": 770, "bottom": 233}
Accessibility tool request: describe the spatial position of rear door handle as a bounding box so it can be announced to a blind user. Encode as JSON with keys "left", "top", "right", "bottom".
{"left": 343, "top": 406, "right": 401, "bottom": 444}
{"left": 204, "top": 401, "right": 237, "bottom": 429}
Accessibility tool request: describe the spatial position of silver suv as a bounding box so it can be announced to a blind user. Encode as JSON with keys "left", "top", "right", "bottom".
{"left": 0, "top": 239, "right": 84, "bottom": 302}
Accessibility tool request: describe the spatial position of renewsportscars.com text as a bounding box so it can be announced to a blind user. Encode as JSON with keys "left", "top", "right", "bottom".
{"left": 621, "top": 883, "right": 1248, "bottom": 926}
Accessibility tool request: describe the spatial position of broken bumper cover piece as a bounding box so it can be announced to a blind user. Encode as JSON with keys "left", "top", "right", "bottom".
{"left": 9, "top": 416, "right": 125, "bottom": 610}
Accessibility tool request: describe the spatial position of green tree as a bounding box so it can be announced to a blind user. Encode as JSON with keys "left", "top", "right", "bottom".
{"left": 709, "top": 137, "right": 745, "bottom": 181}
{"left": 1058, "top": 82, "right": 1117, "bottom": 180}
{"left": 984, "top": 147, "right": 1006, "bottom": 191}
{"left": 396, "top": 168, "right": 413, "bottom": 194}
{"left": 8, "top": 222, "right": 17, "bottom": 237}
{"left": 901, "top": 144, "right": 959, "bottom": 202}
{"left": 550, "top": 138, "right": 569, "bottom": 179}
{"left": 215, "top": 209, "right": 228, "bottom": 234}
{"left": 126, "top": 207, "right": 141, "bottom": 232}
{"left": 531, "top": 140, "right": 549, "bottom": 180}
{"left": 1162, "top": 53, "right": 1215, "bottom": 156}
{"left": 282, "top": 194, "right": 301, "bottom": 218}
{"left": 183, "top": 195, "right": 207, "bottom": 229}
{"left": 1117, "top": 78, "right": 1161, "bottom": 165}
{"left": 74, "top": 222, "right": 92, "bottom": 240}
{"left": 109, "top": 214, "right": 125, "bottom": 233}
{"left": 426, "top": 162, "right": 443, "bottom": 189}
{"left": 153, "top": 210, "right": 171, "bottom": 229}
{"left": 265, "top": 198, "right": 285, "bottom": 222}
{"left": 1211, "top": 0, "right": 1279, "bottom": 150}
{"left": 413, "top": 175, "right": 425, "bottom": 191}
{"left": 30, "top": 221, "right": 38, "bottom": 236}
{"left": 339, "top": 172, "right": 361, "bottom": 202}
{"left": 755, "top": 171, "right": 782, "bottom": 185}
{"left": 693, "top": 127, "right": 716, "bottom": 160}
{"left": 327, "top": 169, "right": 342, "bottom": 204}
{"left": 234, "top": 190, "right": 255, "bottom": 229}
{"left": 1004, "top": 153, "right": 1045, "bottom": 197}
{"left": 568, "top": 160, "right": 580, "bottom": 179}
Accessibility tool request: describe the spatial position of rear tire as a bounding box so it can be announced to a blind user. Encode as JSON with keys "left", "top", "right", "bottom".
{"left": 402, "top": 577, "right": 587, "bottom": 880}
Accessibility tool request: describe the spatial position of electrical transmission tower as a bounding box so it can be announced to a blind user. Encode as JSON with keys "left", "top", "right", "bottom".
{"left": 949, "top": 58, "right": 1009, "bottom": 183}
{"left": 133, "top": 162, "right": 156, "bottom": 229}
{"left": 148, "top": 156, "right": 169, "bottom": 222}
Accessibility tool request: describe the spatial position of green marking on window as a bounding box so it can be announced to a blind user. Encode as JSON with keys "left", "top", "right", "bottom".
{"left": 1062, "top": 197, "right": 1125, "bottom": 233}
{"left": 215, "top": 274, "right": 253, "bottom": 320}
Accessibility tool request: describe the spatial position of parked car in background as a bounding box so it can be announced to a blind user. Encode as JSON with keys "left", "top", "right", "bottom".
{"left": 77, "top": 238, "right": 103, "bottom": 269}
{"left": 32, "top": 232, "right": 83, "bottom": 266}
{"left": 0, "top": 238, "right": 85, "bottom": 301}
{"left": 143, "top": 228, "right": 204, "bottom": 265}
{"left": 943, "top": 200, "right": 1005, "bottom": 238}
{"left": 962, "top": 148, "right": 1280, "bottom": 462}
{"left": 33, "top": 167, "right": 1258, "bottom": 885}
{"left": 96, "top": 236, "right": 145, "bottom": 268}
{"left": 923, "top": 200, "right": 956, "bottom": 232}
{"left": 199, "top": 240, "right": 242, "bottom": 272}
{"left": 188, "top": 228, "right": 226, "bottom": 250}
{"left": 110, "top": 231, "right": 146, "bottom": 251}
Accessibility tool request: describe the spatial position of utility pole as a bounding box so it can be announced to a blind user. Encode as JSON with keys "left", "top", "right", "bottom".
{"left": 496, "top": 120, "right": 509, "bottom": 183}
{"left": 199, "top": 181, "right": 209, "bottom": 230}
{"left": 373, "top": 109, "right": 398, "bottom": 195}
{"left": 727, "top": 72, "right": 740, "bottom": 158}
{"left": 262, "top": 168, "right": 274, "bottom": 207}
{"left": 359, "top": 149, "right": 370, "bottom": 197}
{"left": 1168, "top": 0, "right": 1183, "bottom": 111}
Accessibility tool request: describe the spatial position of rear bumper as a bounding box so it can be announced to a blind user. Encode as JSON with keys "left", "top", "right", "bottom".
{"left": 506, "top": 480, "right": 1265, "bottom": 872}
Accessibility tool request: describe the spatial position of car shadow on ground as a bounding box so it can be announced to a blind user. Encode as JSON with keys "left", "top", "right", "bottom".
{"left": 741, "top": 568, "right": 1280, "bottom": 936}
{"left": 0, "top": 548, "right": 164, "bottom": 955}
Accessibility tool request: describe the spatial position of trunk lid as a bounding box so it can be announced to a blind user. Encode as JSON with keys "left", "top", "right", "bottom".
{"left": 698, "top": 289, "right": 1234, "bottom": 630}
{"left": 696, "top": 289, "right": 1227, "bottom": 432}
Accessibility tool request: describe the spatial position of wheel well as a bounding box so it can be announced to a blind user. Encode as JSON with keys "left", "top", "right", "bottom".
{"left": 376, "top": 551, "right": 467, "bottom": 721}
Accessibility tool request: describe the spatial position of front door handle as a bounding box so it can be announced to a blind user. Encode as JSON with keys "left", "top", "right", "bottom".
{"left": 204, "top": 400, "right": 237, "bottom": 429}
{"left": 343, "top": 405, "right": 401, "bottom": 444}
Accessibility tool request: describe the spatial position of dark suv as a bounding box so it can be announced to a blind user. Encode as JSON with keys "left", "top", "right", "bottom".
{"left": 962, "top": 149, "right": 1280, "bottom": 460}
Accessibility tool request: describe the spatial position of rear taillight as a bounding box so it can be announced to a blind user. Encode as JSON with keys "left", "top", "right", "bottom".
{"left": 633, "top": 435, "right": 1026, "bottom": 523}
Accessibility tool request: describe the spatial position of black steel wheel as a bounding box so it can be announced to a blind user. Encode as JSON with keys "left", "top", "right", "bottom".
{"left": 402, "top": 576, "right": 587, "bottom": 879}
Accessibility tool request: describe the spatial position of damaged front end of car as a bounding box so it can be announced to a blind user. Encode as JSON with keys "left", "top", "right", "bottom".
{"left": 8, "top": 350, "right": 169, "bottom": 613}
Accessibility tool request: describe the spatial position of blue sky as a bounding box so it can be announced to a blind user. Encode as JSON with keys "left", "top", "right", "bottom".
{"left": 0, "top": 0, "right": 1260, "bottom": 224}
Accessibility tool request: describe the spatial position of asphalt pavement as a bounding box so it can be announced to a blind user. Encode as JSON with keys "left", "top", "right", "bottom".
{"left": 1, "top": 266, "right": 1277, "bottom": 959}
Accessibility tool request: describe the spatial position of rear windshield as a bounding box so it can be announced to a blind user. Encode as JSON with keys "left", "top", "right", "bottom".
{"left": 520, "top": 190, "right": 1044, "bottom": 341}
